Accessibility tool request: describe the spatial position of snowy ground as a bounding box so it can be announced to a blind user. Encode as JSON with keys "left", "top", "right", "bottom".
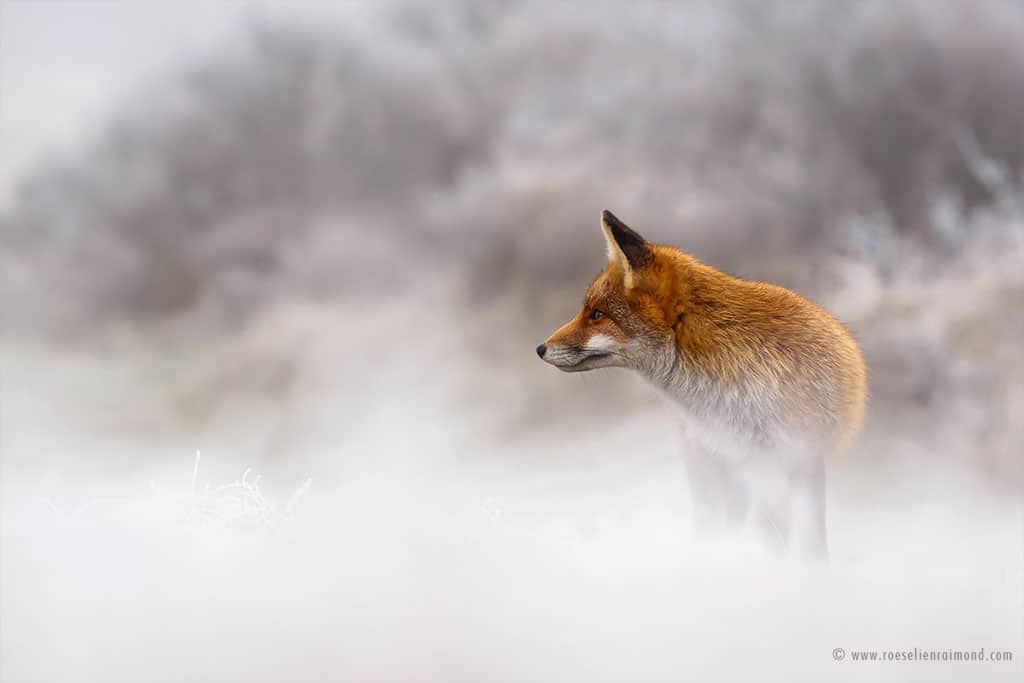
{"left": 1, "top": 296, "right": 1021, "bottom": 683}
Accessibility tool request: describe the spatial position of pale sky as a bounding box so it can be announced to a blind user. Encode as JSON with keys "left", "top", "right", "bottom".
{"left": 0, "top": 1, "right": 367, "bottom": 210}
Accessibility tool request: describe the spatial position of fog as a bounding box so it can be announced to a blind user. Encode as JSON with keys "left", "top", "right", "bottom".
{"left": 1, "top": 2, "right": 1022, "bottom": 682}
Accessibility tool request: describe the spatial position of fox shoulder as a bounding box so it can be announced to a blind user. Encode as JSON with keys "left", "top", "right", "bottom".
{"left": 666, "top": 257, "right": 867, "bottom": 450}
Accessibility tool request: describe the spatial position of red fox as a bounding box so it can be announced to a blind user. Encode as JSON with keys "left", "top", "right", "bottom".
{"left": 537, "top": 210, "right": 867, "bottom": 559}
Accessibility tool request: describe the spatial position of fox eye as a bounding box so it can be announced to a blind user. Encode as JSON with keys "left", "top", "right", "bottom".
{"left": 589, "top": 309, "right": 605, "bottom": 321}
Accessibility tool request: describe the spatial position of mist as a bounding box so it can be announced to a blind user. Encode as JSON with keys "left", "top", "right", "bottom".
{"left": 1, "top": 2, "right": 1022, "bottom": 682}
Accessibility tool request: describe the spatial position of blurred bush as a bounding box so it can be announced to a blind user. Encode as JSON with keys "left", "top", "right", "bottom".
{"left": 4, "top": 0, "right": 1024, "bottom": 333}
{"left": 1, "top": 0, "right": 1021, "bottom": 487}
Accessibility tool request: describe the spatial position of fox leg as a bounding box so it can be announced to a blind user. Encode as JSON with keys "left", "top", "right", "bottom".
{"left": 744, "top": 459, "right": 793, "bottom": 554}
{"left": 788, "top": 456, "right": 829, "bottom": 561}
{"left": 680, "top": 442, "right": 748, "bottom": 536}
{"left": 753, "top": 499, "right": 792, "bottom": 553}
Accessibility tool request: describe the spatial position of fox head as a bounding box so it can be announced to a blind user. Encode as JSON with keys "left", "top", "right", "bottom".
{"left": 537, "top": 210, "right": 682, "bottom": 379}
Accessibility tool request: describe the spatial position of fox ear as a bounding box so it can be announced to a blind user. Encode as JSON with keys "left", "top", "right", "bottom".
{"left": 601, "top": 209, "right": 650, "bottom": 287}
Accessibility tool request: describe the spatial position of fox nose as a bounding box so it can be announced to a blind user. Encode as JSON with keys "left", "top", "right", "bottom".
{"left": 536, "top": 344, "right": 547, "bottom": 359}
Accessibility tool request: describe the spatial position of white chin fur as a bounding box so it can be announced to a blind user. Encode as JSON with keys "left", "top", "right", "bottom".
{"left": 543, "top": 342, "right": 622, "bottom": 372}
{"left": 549, "top": 354, "right": 617, "bottom": 373}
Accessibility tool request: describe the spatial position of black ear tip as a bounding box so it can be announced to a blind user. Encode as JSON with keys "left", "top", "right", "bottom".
{"left": 601, "top": 209, "right": 645, "bottom": 246}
